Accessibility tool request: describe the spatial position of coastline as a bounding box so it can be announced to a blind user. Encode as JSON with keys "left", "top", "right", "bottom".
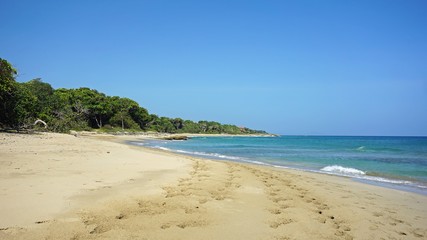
{"left": 134, "top": 135, "right": 427, "bottom": 196}
{"left": 1, "top": 132, "right": 426, "bottom": 239}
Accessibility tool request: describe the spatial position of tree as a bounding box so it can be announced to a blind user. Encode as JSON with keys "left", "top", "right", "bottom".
{"left": 110, "top": 112, "right": 139, "bottom": 129}
{"left": 69, "top": 88, "right": 111, "bottom": 128}
{"left": 129, "top": 106, "right": 150, "bottom": 130}
{"left": 23, "top": 78, "right": 53, "bottom": 103}
{"left": 198, "top": 121, "right": 208, "bottom": 133}
{"left": 48, "top": 88, "right": 89, "bottom": 132}
{"left": 13, "top": 83, "right": 37, "bottom": 128}
{"left": 0, "top": 58, "right": 268, "bottom": 134}
{"left": 147, "top": 114, "right": 159, "bottom": 131}
{"left": 0, "top": 58, "right": 18, "bottom": 127}
{"left": 206, "top": 121, "right": 222, "bottom": 133}
{"left": 22, "top": 78, "right": 54, "bottom": 120}
{"left": 158, "top": 117, "right": 175, "bottom": 133}
{"left": 172, "top": 118, "right": 184, "bottom": 131}
{"left": 181, "top": 120, "right": 201, "bottom": 133}
{"left": 0, "top": 58, "right": 17, "bottom": 99}
{"left": 0, "top": 59, "right": 37, "bottom": 129}
{"left": 109, "top": 97, "right": 140, "bottom": 130}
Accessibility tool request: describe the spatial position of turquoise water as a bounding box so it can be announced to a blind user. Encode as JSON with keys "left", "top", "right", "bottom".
{"left": 130, "top": 136, "right": 427, "bottom": 194}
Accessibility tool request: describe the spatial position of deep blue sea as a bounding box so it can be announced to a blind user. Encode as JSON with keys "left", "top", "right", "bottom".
{"left": 129, "top": 136, "right": 427, "bottom": 195}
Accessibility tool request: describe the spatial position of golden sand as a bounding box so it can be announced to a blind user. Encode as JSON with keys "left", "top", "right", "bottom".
{"left": 0, "top": 132, "right": 426, "bottom": 239}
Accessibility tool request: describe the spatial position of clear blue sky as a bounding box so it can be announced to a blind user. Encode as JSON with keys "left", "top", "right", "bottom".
{"left": 1, "top": 0, "right": 426, "bottom": 136}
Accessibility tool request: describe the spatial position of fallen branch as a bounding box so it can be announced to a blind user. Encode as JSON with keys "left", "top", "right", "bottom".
{"left": 34, "top": 119, "right": 48, "bottom": 128}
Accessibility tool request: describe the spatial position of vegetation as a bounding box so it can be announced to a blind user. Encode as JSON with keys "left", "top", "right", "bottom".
{"left": 0, "top": 58, "right": 267, "bottom": 135}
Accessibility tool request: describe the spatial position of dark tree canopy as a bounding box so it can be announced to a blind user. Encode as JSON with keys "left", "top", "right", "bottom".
{"left": 0, "top": 58, "right": 36, "bottom": 129}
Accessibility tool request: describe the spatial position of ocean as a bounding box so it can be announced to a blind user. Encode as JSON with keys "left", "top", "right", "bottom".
{"left": 129, "top": 136, "right": 427, "bottom": 195}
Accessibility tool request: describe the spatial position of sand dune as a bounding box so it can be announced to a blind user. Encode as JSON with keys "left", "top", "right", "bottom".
{"left": 0, "top": 133, "right": 426, "bottom": 239}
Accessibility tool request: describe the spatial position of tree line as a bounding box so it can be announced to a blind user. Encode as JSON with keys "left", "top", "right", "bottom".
{"left": 0, "top": 58, "right": 267, "bottom": 134}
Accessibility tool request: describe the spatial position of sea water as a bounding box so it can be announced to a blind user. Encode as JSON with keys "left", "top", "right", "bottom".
{"left": 129, "top": 136, "right": 427, "bottom": 195}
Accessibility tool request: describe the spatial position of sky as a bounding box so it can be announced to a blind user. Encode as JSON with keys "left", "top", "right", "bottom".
{"left": 1, "top": 0, "right": 426, "bottom": 136}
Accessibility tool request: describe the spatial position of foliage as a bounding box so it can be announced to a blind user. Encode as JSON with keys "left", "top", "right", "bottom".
{"left": 0, "top": 58, "right": 18, "bottom": 128}
{"left": 0, "top": 58, "right": 267, "bottom": 134}
{"left": 0, "top": 58, "right": 17, "bottom": 100}
{"left": 1, "top": 59, "right": 37, "bottom": 129}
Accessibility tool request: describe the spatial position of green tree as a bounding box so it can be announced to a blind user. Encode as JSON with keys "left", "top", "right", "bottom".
{"left": 206, "top": 121, "right": 222, "bottom": 133}
{"left": 129, "top": 106, "right": 150, "bottom": 130}
{"left": 109, "top": 97, "right": 140, "bottom": 130}
{"left": 181, "top": 120, "right": 201, "bottom": 133}
{"left": 172, "top": 118, "right": 184, "bottom": 131}
{"left": 14, "top": 83, "right": 37, "bottom": 127}
{"left": 0, "top": 58, "right": 18, "bottom": 127}
{"left": 146, "top": 114, "right": 159, "bottom": 131}
{"left": 69, "top": 88, "right": 111, "bottom": 128}
{"left": 0, "top": 58, "right": 268, "bottom": 134}
{"left": 22, "top": 78, "right": 54, "bottom": 121}
{"left": 47, "top": 88, "right": 90, "bottom": 132}
{"left": 0, "top": 59, "right": 37, "bottom": 129}
{"left": 158, "top": 117, "right": 176, "bottom": 133}
{"left": 198, "top": 120, "right": 208, "bottom": 133}
{"left": 109, "top": 112, "right": 139, "bottom": 129}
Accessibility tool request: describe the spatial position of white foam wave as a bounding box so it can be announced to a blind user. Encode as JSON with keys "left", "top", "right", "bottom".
{"left": 240, "top": 159, "right": 275, "bottom": 167}
{"left": 153, "top": 146, "right": 171, "bottom": 151}
{"left": 319, "top": 165, "right": 419, "bottom": 187}
{"left": 145, "top": 144, "right": 242, "bottom": 160}
{"left": 321, "top": 165, "right": 366, "bottom": 175}
{"left": 361, "top": 176, "right": 413, "bottom": 185}
{"left": 129, "top": 141, "right": 145, "bottom": 146}
{"left": 175, "top": 149, "right": 242, "bottom": 160}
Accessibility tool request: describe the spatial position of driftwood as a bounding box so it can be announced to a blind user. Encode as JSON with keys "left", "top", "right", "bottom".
{"left": 0, "top": 119, "right": 47, "bottom": 133}
{"left": 33, "top": 119, "right": 48, "bottom": 128}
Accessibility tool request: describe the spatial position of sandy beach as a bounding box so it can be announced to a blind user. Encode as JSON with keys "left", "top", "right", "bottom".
{"left": 0, "top": 132, "right": 426, "bottom": 240}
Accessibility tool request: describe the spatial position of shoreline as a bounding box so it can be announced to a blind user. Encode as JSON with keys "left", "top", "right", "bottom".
{"left": 129, "top": 137, "right": 427, "bottom": 197}
{"left": 142, "top": 143, "right": 427, "bottom": 196}
{"left": 1, "top": 132, "right": 426, "bottom": 239}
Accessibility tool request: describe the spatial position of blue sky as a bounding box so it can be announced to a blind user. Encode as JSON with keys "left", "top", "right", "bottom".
{"left": 1, "top": 0, "right": 426, "bottom": 136}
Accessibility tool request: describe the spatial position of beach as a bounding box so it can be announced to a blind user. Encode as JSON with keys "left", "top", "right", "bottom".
{"left": 0, "top": 132, "right": 426, "bottom": 239}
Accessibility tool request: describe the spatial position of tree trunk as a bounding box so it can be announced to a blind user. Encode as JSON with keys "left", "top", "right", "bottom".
{"left": 94, "top": 116, "right": 102, "bottom": 128}
{"left": 121, "top": 114, "right": 124, "bottom": 130}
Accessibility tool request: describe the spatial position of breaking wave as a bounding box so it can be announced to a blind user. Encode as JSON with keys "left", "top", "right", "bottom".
{"left": 174, "top": 149, "right": 243, "bottom": 160}
{"left": 320, "top": 165, "right": 415, "bottom": 186}
{"left": 321, "top": 165, "right": 366, "bottom": 176}
{"left": 147, "top": 145, "right": 243, "bottom": 161}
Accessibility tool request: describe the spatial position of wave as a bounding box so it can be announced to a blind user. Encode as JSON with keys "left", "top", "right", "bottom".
{"left": 129, "top": 141, "right": 145, "bottom": 146}
{"left": 154, "top": 146, "right": 171, "bottom": 151}
{"left": 319, "top": 165, "right": 419, "bottom": 187}
{"left": 321, "top": 165, "right": 366, "bottom": 176}
{"left": 129, "top": 141, "right": 426, "bottom": 193}
{"left": 147, "top": 145, "right": 243, "bottom": 161}
{"left": 241, "top": 159, "right": 277, "bottom": 167}
{"left": 361, "top": 175, "right": 413, "bottom": 185}
{"left": 175, "top": 149, "right": 243, "bottom": 160}
{"left": 356, "top": 146, "right": 365, "bottom": 151}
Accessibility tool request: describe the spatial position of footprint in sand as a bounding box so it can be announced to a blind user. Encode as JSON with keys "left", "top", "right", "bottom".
{"left": 410, "top": 228, "right": 425, "bottom": 238}
{"left": 89, "top": 225, "right": 110, "bottom": 235}
{"left": 268, "top": 208, "right": 282, "bottom": 215}
{"left": 34, "top": 220, "right": 50, "bottom": 224}
{"left": 373, "top": 212, "right": 383, "bottom": 217}
{"left": 176, "top": 219, "right": 208, "bottom": 229}
{"left": 269, "top": 218, "right": 293, "bottom": 229}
